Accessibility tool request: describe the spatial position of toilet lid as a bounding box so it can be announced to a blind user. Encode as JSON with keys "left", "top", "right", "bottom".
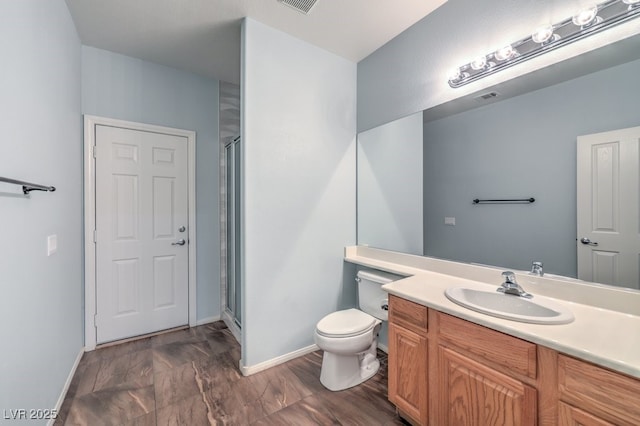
{"left": 316, "top": 309, "right": 377, "bottom": 337}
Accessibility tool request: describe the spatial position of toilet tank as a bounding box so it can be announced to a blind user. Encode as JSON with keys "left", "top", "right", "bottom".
{"left": 357, "top": 270, "right": 402, "bottom": 321}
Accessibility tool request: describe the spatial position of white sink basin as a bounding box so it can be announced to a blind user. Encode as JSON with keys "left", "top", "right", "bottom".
{"left": 445, "top": 287, "right": 574, "bottom": 325}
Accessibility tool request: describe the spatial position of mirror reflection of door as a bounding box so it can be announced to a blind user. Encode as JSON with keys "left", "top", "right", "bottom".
{"left": 577, "top": 126, "right": 640, "bottom": 289}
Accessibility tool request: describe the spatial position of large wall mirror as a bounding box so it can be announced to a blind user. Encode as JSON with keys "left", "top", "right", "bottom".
{"left": 357, "top": 51, "right": 640, "bottom": 290}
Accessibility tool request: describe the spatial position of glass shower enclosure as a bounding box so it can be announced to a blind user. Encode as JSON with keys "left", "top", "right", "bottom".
{"left": 224, "top": 136, "right": 241, "bottom": 330}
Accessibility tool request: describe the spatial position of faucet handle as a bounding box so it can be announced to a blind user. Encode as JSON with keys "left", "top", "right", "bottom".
{"left": 530, "top": 261, "right": 544, "bottom": 276}
{"left": 501, "top": 271, "right": 516, "bottom": 283}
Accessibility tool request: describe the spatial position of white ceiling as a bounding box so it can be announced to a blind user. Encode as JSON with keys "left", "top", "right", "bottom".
{"left": 65, "top": 0, "right": 447, "bottom": 84}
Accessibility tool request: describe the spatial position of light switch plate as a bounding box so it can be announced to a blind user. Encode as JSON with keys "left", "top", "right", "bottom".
{"left": 444, "top": 217, "right": 456, "bottom": 226}
{"left": 47, "top": 234, "right": 57, "bottom": 256}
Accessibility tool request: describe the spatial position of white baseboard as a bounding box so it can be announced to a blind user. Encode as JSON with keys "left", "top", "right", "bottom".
{"left": 49, "top": 347, "right": 84, "bottom": 426}
{"left": 239, "top": 344, "right": 319, "bottom": 376}
{"left": 378, "top": 342, "right": 388, "bottom": 354}
{"left": 195, "top": 315, "right": 221, "bottom": 326}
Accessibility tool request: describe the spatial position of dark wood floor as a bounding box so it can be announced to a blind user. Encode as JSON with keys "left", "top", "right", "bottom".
{"left": 55, "top": 321, "right": 405, "bottom": 425}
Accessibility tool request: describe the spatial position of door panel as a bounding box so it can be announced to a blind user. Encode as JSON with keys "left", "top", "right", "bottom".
{"left": 592, "top": 143, "right": 618, "bottom": 232}
{"left": 113, "top": 258, "right": 139, "bottom": 315}
{"left": 96, "top": 125, "right": 189, "bottom": 344}
{"left": 577, "top": 127, "right": 640, "bottom": 289}
{"left": 113, "top": 174, "right": 139, "bottom": 240}
{"left": 152, "top": 177, "right": 176, "bottom": 238}
{"left": 153, "top": 255, "right": 176, "bottom": 308}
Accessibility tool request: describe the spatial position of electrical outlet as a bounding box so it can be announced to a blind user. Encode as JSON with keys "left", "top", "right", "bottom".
{"left": 444, "top": 217, "right": 456, "bottom": 226}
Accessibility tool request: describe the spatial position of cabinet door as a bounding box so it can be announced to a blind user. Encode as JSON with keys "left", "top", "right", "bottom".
{"left": 559, "top": 402, "right": 616, "bottom": 426}
{"left": 439, "top": 347, "right": 537, "bottom": 426}
{"left": 388, "top": 324, "right": 427, "bottom": 425}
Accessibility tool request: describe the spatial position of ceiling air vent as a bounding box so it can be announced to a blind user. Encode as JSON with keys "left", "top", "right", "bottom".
{"left": 278, "top": 0, "right": 319, "bottom": 15}
{"left": 474, "top": 91, "right": 500, "bottom": 102}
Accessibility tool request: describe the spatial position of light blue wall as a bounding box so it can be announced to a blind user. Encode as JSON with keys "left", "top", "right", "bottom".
{"left": 423, "top": 58, "right": 640, "bottom": 277}
{"left": 82, "top": 46, "right": 221, "bottom": 321}
{"left": 0, "top": 0, "right": 82, "bottom": 417}
{"left": 358, "top": 112, "right": 423, "bottom": 255}
{"left": 242, "top": 19, "right": 357, "bottom": 367}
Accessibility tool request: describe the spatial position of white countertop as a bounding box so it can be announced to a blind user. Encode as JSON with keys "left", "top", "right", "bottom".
{"left": 345, "top": 246, "right": 640, "bottom": 379}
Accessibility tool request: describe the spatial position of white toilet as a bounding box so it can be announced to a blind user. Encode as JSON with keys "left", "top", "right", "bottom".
{"left": 314, "top": 269, "right": 398, "bottom": 391}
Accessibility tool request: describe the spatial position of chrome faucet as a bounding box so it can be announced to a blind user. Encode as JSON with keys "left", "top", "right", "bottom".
{"left": 530, "top": 261, "right": 544, "bottom": 276}
{"left": 497, "top": 271, "right": 532, "bottom": 298}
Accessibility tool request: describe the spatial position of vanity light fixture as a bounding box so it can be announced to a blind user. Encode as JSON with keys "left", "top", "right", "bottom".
{"left": 448, "top": 0, "right": 640, "bottom": 88}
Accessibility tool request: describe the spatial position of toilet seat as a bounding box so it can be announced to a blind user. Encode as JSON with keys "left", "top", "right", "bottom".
{"left": 316, "top": 308, "right": 377, "bottom": 338}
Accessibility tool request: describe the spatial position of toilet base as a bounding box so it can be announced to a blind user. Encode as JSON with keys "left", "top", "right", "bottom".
{"left": 319, "top": 338, "right": 380, "bottom": 391}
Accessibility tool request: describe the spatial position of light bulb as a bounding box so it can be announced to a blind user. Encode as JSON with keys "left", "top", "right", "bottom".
{"left": 470, "top": 56, "right": 487, "bottom": 71}
{"left": 572, "top": 6, "right": 598, "bottom": 27}
{"left": 532, "top": 25, "right": 554, "bottom": 44}
{"left": 449, "top": 68, "right": 462, "bottom": 81}
{"left": 494, "top": 45, "right": 516, "bottom": 61}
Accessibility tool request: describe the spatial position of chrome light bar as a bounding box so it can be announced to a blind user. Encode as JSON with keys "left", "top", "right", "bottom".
{"left": 448, "top": 0, "right": 640, "bottom": 88}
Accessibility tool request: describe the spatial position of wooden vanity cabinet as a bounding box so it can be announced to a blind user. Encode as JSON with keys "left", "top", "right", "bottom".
{"left": 388, "top": 295, "right": 640, "bottom": 426}
{"left": 388, "top": 295, "right": 539, "bottom": 425}
{"left": 388, "top": 295, "right": 428, "bottom": 425}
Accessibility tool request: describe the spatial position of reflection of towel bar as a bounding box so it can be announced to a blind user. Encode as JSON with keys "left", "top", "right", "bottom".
{"left": 0, "top": 176, "right": 56, "bottom": 195}
{"left": 473, "top": 198, "right": 535, "bottom": 204}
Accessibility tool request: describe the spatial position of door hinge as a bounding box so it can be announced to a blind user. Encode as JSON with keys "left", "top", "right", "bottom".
{"left": 93, "top": 314, "right": 98, "bottom": 328}
{"left": 93, "top": 230, "right": 97, "bottom": 243}
{"left": 92, "top": 145, "right": 97, "bottom": 158}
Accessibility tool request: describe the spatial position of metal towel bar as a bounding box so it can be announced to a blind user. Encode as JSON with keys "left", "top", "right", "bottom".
{"left": 0, "top": 176, "right": 56, "bottom": 194}
{"left": 473, "top": 197, "right": 535, "bottom": 204}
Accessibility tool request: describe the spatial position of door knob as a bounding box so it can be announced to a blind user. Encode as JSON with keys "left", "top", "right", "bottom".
{"left": 172, "top": 239, "right": 186, "bottom": 246}
{"left": 580, "top": 237, "right": 598, "bottom": 246}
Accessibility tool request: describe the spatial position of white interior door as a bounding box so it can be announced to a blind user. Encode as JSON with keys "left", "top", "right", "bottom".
{"left": 577, "top": 126, "right": 640, "bottom": 289}
{"left": 95, "top": 125, "right": 189, "bottom": 343}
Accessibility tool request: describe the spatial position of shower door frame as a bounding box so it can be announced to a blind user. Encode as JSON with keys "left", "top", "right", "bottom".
{"left": 221, "top": 136, "right": 242, "bottom": 341}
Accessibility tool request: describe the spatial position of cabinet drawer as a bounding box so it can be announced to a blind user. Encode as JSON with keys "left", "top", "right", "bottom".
{"left": 558, "top": 402, "right": 615, "bottom": 426}
{"left": 437, "top": 312, "right": 537, "bottom": 379}
{"left": 558, "top": 355, "right": 640, "bottom": 426}
{"left": 389, "top": 295, "right": 428, "bottom": 335}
